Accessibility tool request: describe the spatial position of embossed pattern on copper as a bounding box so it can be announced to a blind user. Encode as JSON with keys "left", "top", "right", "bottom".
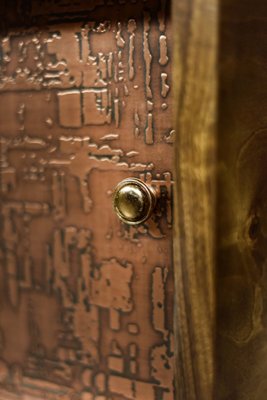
{"left": 0, "top": 1, "right": 174, "bottom": 399}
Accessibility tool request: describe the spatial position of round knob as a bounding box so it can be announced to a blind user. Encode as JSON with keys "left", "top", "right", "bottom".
{"left": 113, "top": 178, "right": 157, "bottom": 225}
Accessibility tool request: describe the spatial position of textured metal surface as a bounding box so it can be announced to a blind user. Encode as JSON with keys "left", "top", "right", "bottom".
{"left": 0, "top": 1, "right": 174, "bottom": 399}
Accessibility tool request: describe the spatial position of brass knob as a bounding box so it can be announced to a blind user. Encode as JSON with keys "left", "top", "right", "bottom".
{"left": 113, "top": 178, "right": 157, "bottom": 225}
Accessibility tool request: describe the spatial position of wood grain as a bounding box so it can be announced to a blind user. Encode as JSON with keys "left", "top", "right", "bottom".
{"left": 216, "top": 0, "right": 267, "bottom": 399}
{"left": 172, "top": 0, "right": 218, "bottom": 399}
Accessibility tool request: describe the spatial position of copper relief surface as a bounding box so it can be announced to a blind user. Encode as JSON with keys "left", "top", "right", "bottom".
{"left": 0, "top": 1, "right": 174, "bottom": 399}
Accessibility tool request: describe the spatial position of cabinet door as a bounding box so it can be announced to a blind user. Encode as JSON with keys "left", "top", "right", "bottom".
{"left": 0, "top": 1, "right": 175, "bottom": 399}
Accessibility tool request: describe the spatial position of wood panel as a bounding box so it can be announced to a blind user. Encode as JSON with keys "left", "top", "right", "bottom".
{"left": 0, "top": 1, "right": 175, "bottom": 399}
{"left": 172, "top": 0, "right": 218, "bottom": 399}
{"left": 216, "top": 0, "right": 267, "bottom": 399}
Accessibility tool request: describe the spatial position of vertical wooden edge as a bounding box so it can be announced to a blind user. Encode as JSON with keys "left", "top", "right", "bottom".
{"left": 172, "top": 0, "right": 218, "bottom": 399}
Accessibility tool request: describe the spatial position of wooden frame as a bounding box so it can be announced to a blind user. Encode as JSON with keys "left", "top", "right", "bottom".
{"left": 172, "top": 0, "right": 218, "bottom": 398}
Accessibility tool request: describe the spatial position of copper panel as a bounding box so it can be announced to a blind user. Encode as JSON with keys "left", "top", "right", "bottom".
{"left": 0, "top": 1, "right": 174, "bottom": 399}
